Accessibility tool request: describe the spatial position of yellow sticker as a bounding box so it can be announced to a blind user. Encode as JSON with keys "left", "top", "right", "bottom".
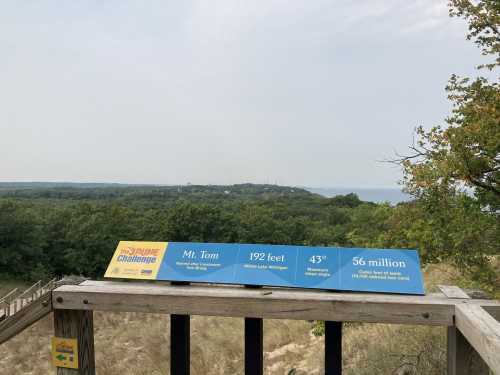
{"left": 52, "top": 337, "right": 78, "bottom": 369}
{"left": 104, "top": 241, "right": 168, "bottom": 279}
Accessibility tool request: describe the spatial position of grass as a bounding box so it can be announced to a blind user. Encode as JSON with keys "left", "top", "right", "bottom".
{"left": 0, "top": 264, "right": 496, "bottom": 374}
{"left": 0, "top": 313, "right": 448, "bottom": 375}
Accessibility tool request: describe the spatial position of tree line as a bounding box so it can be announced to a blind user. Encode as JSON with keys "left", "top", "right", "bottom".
{"left": 0, "top": 188, "right": 366, "bottom": 280}
{"left": 0, "top": 185, "right": 497, "bottom": 295}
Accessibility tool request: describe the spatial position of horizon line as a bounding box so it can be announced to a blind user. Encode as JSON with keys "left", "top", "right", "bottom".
{"left": 0, "top": 180, "right": 403, "bottom": 190}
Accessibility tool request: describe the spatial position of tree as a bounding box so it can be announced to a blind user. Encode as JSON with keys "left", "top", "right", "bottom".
{"left": 236, "top": 204, "right": 293, "bottom": 244}
{"left": 397, "top": 1, "right": 499, "bottom": 210}
{"left": 346, "top": 204, "right": 393, "bottom": 248}
{"left": 0, "top": 201, "right": 41, "bottom": 278}
{"left": 63, "top": 203, "right": 140, "bottom": 277}
{"left": 395, "top": 0, "right": 499, "bottom": 290}
{"left": 165, "top": 202, "right": 236, "bottom": 243}
{"left": 327, "top": 193, "right": 364, "bottom": 208}
{"left": 449, "top": 0, "right": 499, "bottom": 70}
{"left": 399, "top": 76, "right": 499, "bottom": 210}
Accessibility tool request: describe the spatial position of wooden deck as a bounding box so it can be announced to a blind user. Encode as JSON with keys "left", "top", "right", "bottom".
{"left": 1, "top": 280, "right": 498, "bottom": 374}
{"left": 50, "top": 280, "right": 500, "bottom": 375}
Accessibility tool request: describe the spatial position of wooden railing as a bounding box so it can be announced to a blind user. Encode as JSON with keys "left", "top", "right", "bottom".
{"left": 49, "top": 280, "right": 500, "bottom": 375}
{"left": 0, "top": 288, "right": 19, "bottom": 320}
{"left": 0, "top": 278, "right": 58, "bottom": 318}
{"left": 0, "top": 278, "right": 58, "bottom": 344}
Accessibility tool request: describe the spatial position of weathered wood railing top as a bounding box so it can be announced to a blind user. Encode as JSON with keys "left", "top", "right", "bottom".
{"left": 52, "top": 280, "right": 498, "bottom": 324}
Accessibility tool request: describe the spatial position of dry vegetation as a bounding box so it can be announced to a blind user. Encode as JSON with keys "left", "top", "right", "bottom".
{"left": 0, "top": 265, "right": 484, "bottom": 374}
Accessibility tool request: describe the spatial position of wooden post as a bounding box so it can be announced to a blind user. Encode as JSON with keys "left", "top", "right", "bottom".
{"left": 171, "top": 314, "right": 190, "bottom": 375}
{"left": 53, "top": 309, "right": 95, "bottom": 375}
{"left": 244, "top": 285, "right": 263, "bottom": 375}
{"left": 245, "top": 317, "right": 263, "bottom": 375}
{"left": 325, "top": 321, "right": 342, "bottom": 375}
{"left": 170, "top": 281, "right": 191, "bottom": 375}
{"left": 447, "top": 326, "right": 488, "bottom": 375}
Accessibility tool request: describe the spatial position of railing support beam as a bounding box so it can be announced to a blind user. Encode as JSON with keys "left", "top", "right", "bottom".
{"left": 447, "top": 326, "right": 488, "bottom": 375}
{"left": 325, "top": 321, "right": 342, "bottom": 375}
{"left": 245, "top": 317, "right": 263, "bottom": 375}
{"left": 53, "top": 309, "right": 95, "bottom": 375}
{"left": 171, "top": 314, "right": 190, "bottom": 375}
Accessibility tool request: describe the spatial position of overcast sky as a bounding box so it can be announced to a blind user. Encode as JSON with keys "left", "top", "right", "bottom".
{"left": 0, "top": 1, "right": 483, "bottom": 187}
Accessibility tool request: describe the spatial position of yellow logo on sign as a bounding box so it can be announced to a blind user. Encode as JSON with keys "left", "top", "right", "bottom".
{"left": 52, "top": 337, "right": 78, "bottom": 369}
{"left": 104, "top": 241, "right": 168, "bottom": 280}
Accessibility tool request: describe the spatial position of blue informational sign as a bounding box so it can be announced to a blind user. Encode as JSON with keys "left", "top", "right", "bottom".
{"left": 235, "top": 244, "right": 297, "bottom": 287}
{"left": 157, "top": 242, "right": 239, "bottom": 284}
{"left": 106, "top": 242, "right": 425, "bottom": 295}
{"left": 338, "top": 248, "right": 424, "bottom": 294}
{"left": 295, "top": 246, "right": 341, "bottom": 289}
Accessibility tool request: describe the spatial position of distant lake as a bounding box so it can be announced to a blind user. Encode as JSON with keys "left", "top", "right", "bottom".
{"left": 306, "top": 187, "right": 412, "bottom": 204}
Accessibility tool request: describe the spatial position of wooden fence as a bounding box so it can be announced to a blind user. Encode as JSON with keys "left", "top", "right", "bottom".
{"left": 0, "top": 278, "right": 58, "bottom": 344}
{"left": 47, "top": 280, "right": 500, "bottom": 375}
{"left": 0, "top": 279, "right": 59, "bottom": 320}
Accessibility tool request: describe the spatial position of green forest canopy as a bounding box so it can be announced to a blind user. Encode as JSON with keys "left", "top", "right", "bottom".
{"left": 0, "top": 183, "right": 497, "bottom": 296}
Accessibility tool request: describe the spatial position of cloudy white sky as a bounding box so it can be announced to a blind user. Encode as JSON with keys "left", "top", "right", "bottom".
{"left": 0, "top": 1, "right": 483, "bottom": 187}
